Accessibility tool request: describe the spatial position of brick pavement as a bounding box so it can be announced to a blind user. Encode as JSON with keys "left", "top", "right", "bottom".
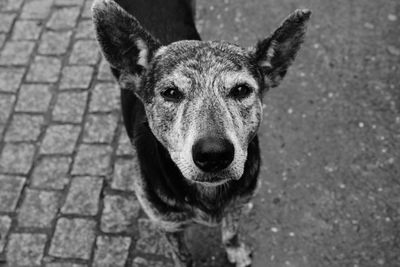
{"left": 0, "top": 0, "right": 174, "bottom": 266}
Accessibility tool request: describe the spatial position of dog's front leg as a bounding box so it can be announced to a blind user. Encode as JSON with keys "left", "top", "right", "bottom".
{"left": 222, "top": 208, "right": 252, "bottom": 267}
{"left": 165, "top": 231, "right": 193, "bottom": 267}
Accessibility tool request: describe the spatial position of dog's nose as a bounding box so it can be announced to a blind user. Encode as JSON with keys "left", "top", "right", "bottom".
{"left": 192, "top": 137, "right": 234, "bottom": 172}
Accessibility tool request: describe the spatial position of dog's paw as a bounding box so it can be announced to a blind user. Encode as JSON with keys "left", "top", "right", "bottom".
{"left": 225, "top": 243, "right": 252, "bottom": 267}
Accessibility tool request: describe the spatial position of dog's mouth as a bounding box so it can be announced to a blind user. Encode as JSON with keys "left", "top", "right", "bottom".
{"left": 173, "top": 158, "right": 245, "bottom": 186}
{"left": 192, "top": 175, "right": 230, "bottom": 186}
{"left": 188, "top": 164, "right": 244, "bottom": 186}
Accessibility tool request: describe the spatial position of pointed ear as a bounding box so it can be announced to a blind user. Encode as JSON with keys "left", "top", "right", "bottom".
{"left": 252, "top": 9, "right": 311, "bottom": 88}
{"left": 92, "top": 0, "right": 161, "bottom": 88}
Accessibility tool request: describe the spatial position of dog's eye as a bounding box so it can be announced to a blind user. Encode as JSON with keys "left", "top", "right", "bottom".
{"left": 229, "top": 84, "right": 253, "bottom": 100}
{"left": 161, "top": 87, "right": 184, "bottom": 102}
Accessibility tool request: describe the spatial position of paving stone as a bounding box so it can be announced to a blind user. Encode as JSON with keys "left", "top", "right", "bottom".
{"left": 0, "top": 124, "right": 4, "bottom": 137}
{"left": 18, "top": 189, "right": 60, "bottom": 228}
{"left": 75, "top": 19, "right": 95, "bottom": 39}
{"left": 49, "top": 218, "right": 96, "bottom": 260}
{"left": 0, "top": 34, "right": 5, "bottom": 47}
{"left": 112, "top": 158, "right": 140, "bottom": 191}
{"left": 117, "top": 131, "right": 134, "bottom": 156}
{"left": 5, "top": 114, "right": 44, "bottom": 141}
{"left": 47, "top": 7, "right": 81, "bottom": 30}
{"left": 60, "top": 65, "right": 94, "bottom": 89}
{"left": 21, "top": 0, "right": 53, "bottom": 19}
{"left": 0, "top": 143, "right": 35, "bottom": 174}
{"left": 6, "top": 233, "right": 47, "bottom": 266}
{"left": 89, "top": 83, "right": 120, "bottom": 112}
{"left": 132, "top": 257, "right": 173, "bottom": 267}
{"left": 54, "top": 0, "right": 85, "bottom": 6}
{"left": 0, "top": 67, "right": 25, "bottom": 92}
{"left": 11, "top": 20, "right": 43, "bottom": 40}
{"left": 52, "top": 91, "right": 88, "bottom": 123}
{"left": 40, "top": 124, "right": 81, "bottom": 154}
{"left": 0, "top": 13, "right": 16, "bottom": 33}
{"left": 100, "top": 195, "right": 140, "bottom": 233}
{"left": 15, "top": 84, "right": 53, "bottom": 112}
{"left": 93, "top": 236, "right": 131, "bottom": 267}
{"left": 0, "top": 94, "right": 15, "bottom": 123}
{"left": 0, "top": 175, "right": 25, "bottom": 212}
{"left": 135, "top": 218, "right": 172, "bottom": 257}
{"left": 46, "top": 263, "right": 87, "bottom": 267}
{"left": 61, "top": 176, "right": 103, "bottom": 215}
{"left": 0, "top": 0, "right": 24, "bottom": 11}
{"left": 31, "top": 156, "right": 72, "bottom": 189}
{"left": 72, "top": 144, "right": 112, "bottom": 175}
{"left": 83, "top": 113, "right": 119, "bottom": 143}
{"left": 0, "top": 41, "right": 35, "bottom": 65}
{"left": 38, "top": 31, "right": 72, "bottom": 55}
{"left": 81, "top": 0, "right": 94, "bottom": 18}
{"left": 97, "top": 57, "right": 114, "bottom": 80}
{"left": 0, "top": 216, "right": 11, "bottom": 254}
{"left": 69, "top": 40, "right": 100, "bottom": 65}
{"left": 26, "top": 56, "right": 62, "bottom": 82}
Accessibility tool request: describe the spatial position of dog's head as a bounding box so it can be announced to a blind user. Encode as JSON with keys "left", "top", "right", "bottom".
{"left": 92, "top": 0, "right": 311, "bottom": 185}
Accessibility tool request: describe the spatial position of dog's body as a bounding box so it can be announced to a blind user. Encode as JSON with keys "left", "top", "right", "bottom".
{"left": 92, "top": 1, "right": 310, "bottom": 266}
{"left": 115, "top": 0, "right": 260, "bottom": 228}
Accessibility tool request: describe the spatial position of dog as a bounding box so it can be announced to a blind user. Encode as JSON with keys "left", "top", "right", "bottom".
{"left": 92, "top": 0, "right": 311, "bottom": 266}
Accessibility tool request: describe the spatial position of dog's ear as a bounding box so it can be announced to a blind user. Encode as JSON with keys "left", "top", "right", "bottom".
{"left": 92, "top": 0, "right": 161, "bottom": 89}
{"left": 252, "top": 9, "right": 311, "bottom": 88}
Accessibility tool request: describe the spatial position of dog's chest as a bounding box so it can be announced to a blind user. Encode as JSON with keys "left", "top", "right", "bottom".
{"left": 192, "top": 208, "right": 224, "bottom": 227}
{"left": 187, "top": 193, "right": 247, "bottom": 227}
{"left": 164, "top": 189, "right": 235, "bottom": 226}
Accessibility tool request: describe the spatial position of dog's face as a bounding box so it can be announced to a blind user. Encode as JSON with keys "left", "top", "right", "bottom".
{"left": 92, "top": 0, "right": 311, "bottom": 185}
{"left": 144, "top": 41, "right": 263, "bottom": 184}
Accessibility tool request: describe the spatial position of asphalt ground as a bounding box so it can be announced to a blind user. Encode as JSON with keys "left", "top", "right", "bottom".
{"left": 191, "top": 0, "right": 400, "bottom": 266}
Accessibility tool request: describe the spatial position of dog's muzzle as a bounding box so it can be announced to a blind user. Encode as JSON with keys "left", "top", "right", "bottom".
{"left": 192, "top": 137, "right": 234, "bottom": 172}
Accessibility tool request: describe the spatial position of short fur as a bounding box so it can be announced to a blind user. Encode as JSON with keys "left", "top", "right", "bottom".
{"left": 92, "top": 1, "right": 311, "bottom": 266}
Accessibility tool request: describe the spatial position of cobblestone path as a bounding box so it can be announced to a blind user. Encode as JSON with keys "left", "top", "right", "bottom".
{"left": 0, "top": 0, "right": 176, "bottom": 266}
